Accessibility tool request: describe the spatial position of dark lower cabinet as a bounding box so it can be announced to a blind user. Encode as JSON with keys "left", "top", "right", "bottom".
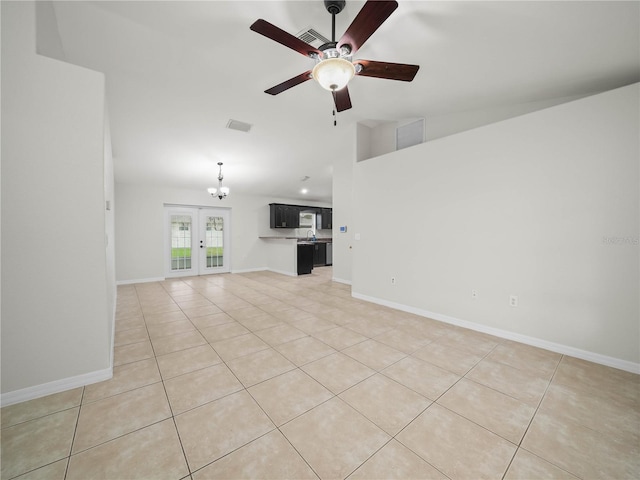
{"left": 313, "top": 242, "right": 327, "bottom": 267}
{"left": 297, "top": 244, "right": 314, "bottom": 275}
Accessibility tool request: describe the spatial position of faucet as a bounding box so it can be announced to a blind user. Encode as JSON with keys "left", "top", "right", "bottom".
{"left": 306, "top": 229, "right": 316, "bottom": 241}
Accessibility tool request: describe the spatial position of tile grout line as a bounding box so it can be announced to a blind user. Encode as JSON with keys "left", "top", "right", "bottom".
{"left": 176, "top": 272, "right": 373, "bottom": 479}
{"left": 151, "top": 301, "right": 194, "bottom": 477}
{"left": 65, "top": 286, "right": 180, "bottom": 467}
{"left": 516, "top": 353, "right": 563, "bottom": 444}
{"left": 242, "top": 374, "right": 325, "bottom": 480}
{"left": 167, "top": 280, "right": 290, "bottom": 475}
{"left": 163, "top": 276, "right": 332, "bottom": 478}
{"left": 113, "top": 284, "right": 190, "bottom": 474}
{"left": 63, "top": 385, "right": 85, "bottom": 480}
{"left": 160, "top": 276, "right": 487, "bottom": 480}
{"left": 500, "top": 353, "right": 579, "bottom": 480}
{"left": 154, "top": 280, "right": 199, "bottom": 478}
{"left": 385, "top": 341, "right": 503, "bottom": 479}
{"left": 15, "top": 270, "right": 629, "bottom": 479}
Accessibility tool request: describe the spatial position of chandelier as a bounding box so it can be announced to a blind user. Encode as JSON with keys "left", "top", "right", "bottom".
{"left": 207, "top": 162, "right": 229, "bottom": 200}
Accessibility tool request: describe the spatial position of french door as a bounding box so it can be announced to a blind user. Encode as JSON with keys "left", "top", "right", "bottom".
{"left": 165, "top": 206, "right": 230, "bottom": 277}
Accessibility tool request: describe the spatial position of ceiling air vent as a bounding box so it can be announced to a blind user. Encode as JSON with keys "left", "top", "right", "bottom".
{"left": 296, "top": 27, "right": 330, "bottom": 48}
{"left": 226, "top": 119, "right": 252, "bottom": 133}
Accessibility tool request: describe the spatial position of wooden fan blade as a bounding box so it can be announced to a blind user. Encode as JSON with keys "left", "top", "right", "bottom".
{"left": 337, "top": 1, "right": 398, "bottom": 55}
{"left": 250, "top": 19, "right": 322, "bottom": 58}
{"left": 354, "top": 60, "right": 419, "bottom": 81}
{"left": 332, "top": 86, "right": 352, "bottom": 112}
{"left": 265, "top": 71, "right": 313, "bottom": 95}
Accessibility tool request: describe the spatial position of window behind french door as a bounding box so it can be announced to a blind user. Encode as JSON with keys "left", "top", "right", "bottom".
{"left": 165, "top": 206, "right": 230, "bottom": 277}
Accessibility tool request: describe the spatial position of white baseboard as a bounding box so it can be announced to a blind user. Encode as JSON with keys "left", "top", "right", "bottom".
{"left": 267, "top": 268, "right": 297, "bottom": 277}
{"left": 352, "top": 291, "right": 640, "bottom": 375}
{"left": 231, "top": 267, "right": 268, "bottom": 274}
{"left": 116, "top": 276, "right": 165, "bottom": 286}
{"left": 109, "top": 289, "right": 117, "bottom": 371}
{"left": 1, "top": 367, "right": 113, "bottom": 407}
{"left": 332, "top": 277, "right": 352, "bottom": 285}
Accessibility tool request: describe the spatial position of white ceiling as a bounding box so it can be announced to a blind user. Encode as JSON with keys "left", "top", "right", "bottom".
{"left": 43, "top": 1, "right": 639, "bottom": 203}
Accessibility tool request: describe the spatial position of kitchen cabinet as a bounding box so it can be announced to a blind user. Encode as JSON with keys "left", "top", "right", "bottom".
{"left": 297, "top": 244, "right": 314, "bottom": 275}
{"left": 287, "top": 206, "right": 301, "bottom": 228}
{"left": 313, "top": 242, "right": 327, "bottom": 266}
{"left": 319, "top": 208, "right": 332, "bottom": 230}
{"left": 270, "top": 204, "right": 300, "bottom": 228}
{"left": 269, "top": 203, "right": 332, "bottom": 230}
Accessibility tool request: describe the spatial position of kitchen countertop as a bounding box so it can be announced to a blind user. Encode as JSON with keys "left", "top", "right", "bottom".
{"left": 259, "top": 236, "right": 332, "bottom": 243}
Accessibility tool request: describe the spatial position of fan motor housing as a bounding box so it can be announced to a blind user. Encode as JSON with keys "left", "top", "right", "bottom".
{"left": 324, "top": 1, "right": 346, "bottom": 15}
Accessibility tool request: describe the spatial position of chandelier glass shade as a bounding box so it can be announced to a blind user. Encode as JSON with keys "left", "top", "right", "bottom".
{"left": 312, "top": 57, "right": 355, "bottom": 92}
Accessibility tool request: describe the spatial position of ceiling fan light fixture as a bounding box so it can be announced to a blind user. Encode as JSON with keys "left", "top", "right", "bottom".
{"left": 251, "top": 0, "right": 418, "bottom": 111}
{"left": 312, "top": 57, "right": 355, "bottom": 91}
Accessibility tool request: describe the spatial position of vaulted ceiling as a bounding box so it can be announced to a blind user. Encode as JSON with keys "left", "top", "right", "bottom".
{"left": 40, "top": 1, "right": 639, "bottom": 203}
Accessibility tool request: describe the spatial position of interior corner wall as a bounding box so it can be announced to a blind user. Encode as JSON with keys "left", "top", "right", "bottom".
{"left": 351, "top": 83, "right": 640, "bottom": 368}
{"left": 1, "top": 1, "right": 112, "bottom": 400}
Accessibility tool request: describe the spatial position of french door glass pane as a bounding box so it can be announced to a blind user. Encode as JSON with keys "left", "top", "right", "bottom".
{"left": 206, "top": 216, "right": 223, "bottom": 267}
{"left": 171, "top": 214, "right": 192, "bottom": 271}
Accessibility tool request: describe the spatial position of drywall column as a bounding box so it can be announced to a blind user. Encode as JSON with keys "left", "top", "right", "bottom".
{"left": 1, "top": 1, "right": 112, "bottom": 402}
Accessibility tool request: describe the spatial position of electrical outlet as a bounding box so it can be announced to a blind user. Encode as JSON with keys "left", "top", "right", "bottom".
{"left": 391, "top": 277, "right": 396, "bottom": 285}
{"left": 471, "top": 289, "right": 478, "bottom": 300}
{"left": 509, "top": 295, "right": 518, "bottom": 307}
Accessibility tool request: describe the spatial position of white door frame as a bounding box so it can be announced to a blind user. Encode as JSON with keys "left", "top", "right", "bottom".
{"left": 164, "top": 205, "right": 231, "bottom": 278}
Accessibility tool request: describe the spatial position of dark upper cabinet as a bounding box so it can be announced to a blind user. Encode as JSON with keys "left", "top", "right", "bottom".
{"left": 319, "top": 208, "right": 332, "bottom": 230}
{"left": 269, "top": 203, "right": 332, "bottom": 229}
{"left": 270, "top": 204, "right": 300, "bottom": 228}
{"left": 287, "top": 205, "right": 300, "bottom": 228}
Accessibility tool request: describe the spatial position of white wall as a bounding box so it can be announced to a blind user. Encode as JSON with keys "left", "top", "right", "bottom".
{"left": 351, "top": 84, "right": 639, "bottom": 369}
{"left": 424, "top": 93, "right": 593, "bottom": 143}
{"left": 263, "top": 239, "right": 298, "bottom": 276}
{"left": 114, "top": 184, "right": 330, "bottom": 282}
{"left": 332, "top": 123, "right": 357, "bottom": 284}
{"left": 1, "top": 1, "right": 113, "bottom": 400}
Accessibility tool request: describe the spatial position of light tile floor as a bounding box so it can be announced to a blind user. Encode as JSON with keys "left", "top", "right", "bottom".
{"left": 2, "top": 267, "right": 639, "bottom": 479}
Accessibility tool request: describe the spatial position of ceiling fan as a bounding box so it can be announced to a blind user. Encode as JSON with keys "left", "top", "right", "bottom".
{"left": 250, "top": 0, "right": 419, "bottom": 113}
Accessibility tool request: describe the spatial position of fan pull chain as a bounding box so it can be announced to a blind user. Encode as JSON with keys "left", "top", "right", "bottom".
{"left": 333, "top": 109, "right": 337, "bottom": 126}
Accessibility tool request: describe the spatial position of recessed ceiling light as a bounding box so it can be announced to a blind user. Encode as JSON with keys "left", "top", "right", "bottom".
{"left": 301, "top": 188, "right": 308, "bottom": 194}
